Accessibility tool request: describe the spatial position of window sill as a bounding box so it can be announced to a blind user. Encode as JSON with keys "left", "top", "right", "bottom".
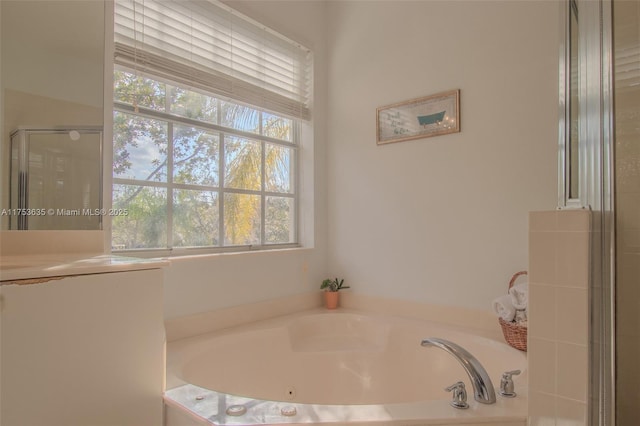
{"left": 112, "top": 243, "right": 305, "bottom": 261}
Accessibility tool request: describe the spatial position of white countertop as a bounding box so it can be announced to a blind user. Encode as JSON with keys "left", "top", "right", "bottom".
{"left": 0, "top": 254, "right": 169, "bottom": 283}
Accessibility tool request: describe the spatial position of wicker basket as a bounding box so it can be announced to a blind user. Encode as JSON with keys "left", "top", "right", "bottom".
{"left": 498, "top": 271, "right": 528, "bottom": 351}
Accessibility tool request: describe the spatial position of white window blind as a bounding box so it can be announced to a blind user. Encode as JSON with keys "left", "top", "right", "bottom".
{"left": 114, "top": 0, "right": 312, "bottom": 120}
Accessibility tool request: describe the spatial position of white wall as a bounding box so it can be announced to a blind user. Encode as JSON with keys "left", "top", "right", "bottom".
{"left": 325, "top": 1, "right": 559, "bottom": 312}
{"left": 0, "top": 1, "right": 104, "bottom": 109}
{"left": 164, "top": 0, "right": 329, "bottom": 320}
{"left": 0, "top": 0, "right": 560, "bottom": 321}
{"left": 0, "top": 0, "right": 104, "bottom": 230}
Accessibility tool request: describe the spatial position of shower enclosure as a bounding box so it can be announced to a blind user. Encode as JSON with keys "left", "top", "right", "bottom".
{"left": 560, "top": 0, "right": 639, "bottom": 424}
{"left": 9, "top": 127, "right": 103, "bottom": 230}
{"left": 612, "top": 2, "right": 639, "bottom": 424}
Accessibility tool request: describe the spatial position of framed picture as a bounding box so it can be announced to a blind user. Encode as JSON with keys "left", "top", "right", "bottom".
{"left": 376, "top": 89, "right": 460, "bottom": 145}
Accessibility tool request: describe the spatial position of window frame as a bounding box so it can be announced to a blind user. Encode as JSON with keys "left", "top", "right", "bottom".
{"left": 111, "top": 67, "right": 300, "bottom": 256}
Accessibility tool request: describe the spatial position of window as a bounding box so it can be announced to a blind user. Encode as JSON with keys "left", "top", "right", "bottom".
{"left": 111, "top": 0, "right": 311, "bottom": 252}
{"left": 112, "top": 70, "right": 298, "bottom": 251}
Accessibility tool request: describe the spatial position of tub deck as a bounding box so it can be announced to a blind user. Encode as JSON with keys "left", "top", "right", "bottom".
{"left": 165, "top": 308, "right": 527, "bottom": 426}
{"left": 165, "top": 384, "right": 527, "bottom": 426}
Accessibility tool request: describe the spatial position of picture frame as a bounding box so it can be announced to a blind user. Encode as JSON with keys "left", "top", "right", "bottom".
{"left": 376, "top": 89, "right": 460, "bottom": 145}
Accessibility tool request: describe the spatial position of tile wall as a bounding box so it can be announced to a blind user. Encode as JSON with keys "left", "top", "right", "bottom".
{"left": 528, "top": 210, "right": 590, "bottom": 426}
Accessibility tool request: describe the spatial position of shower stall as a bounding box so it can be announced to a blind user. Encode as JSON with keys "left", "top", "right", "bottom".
{"left": 560, "top": 1, "right": 639, "bottom": 425}
{"left": 9, "top": 127, "right": 103, "bottom": 230}
{"left": 612, "top": 2, "right": 639, "bottom": 424}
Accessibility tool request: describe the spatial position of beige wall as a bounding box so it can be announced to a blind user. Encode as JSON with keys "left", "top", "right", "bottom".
{"left": 325, "top": 1, "right": 559, "bottom": 312}
{"left": 528, "top": 210, "right": 590, "bottom": 426}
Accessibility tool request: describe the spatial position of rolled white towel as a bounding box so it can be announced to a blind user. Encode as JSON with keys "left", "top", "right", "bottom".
{"left": 515, "top": 309, "right": 528, "bottom": 323}
{"left": 509, "top": 282, "right": 528, "bottom": 311}
{"left": 492, "top": 294, "right": 516, "bottom": 322}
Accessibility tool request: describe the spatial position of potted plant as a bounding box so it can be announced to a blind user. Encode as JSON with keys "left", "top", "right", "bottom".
{"left": 320, "top": 277, "right": 349, "bottom": 309}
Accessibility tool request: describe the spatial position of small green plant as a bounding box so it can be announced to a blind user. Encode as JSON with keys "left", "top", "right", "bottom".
{"left": 320, "top": 277, "right": 350, "bottom": 292}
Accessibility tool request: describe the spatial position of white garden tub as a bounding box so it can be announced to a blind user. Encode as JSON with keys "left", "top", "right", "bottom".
{"left": 165, "top": 309, "right": 527, "bottom": 425}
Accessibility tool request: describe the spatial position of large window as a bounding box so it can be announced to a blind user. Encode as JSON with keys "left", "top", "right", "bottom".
{"left": 111, "top": 0, "right": 311, "bottom": 253}
{"left": 112, "top": 70, "right": 297, "bottom": 251}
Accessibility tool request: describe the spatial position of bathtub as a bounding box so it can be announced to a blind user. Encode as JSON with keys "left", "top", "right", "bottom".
{"left": 165, "top": 309, "right": 527, "bottom": 426}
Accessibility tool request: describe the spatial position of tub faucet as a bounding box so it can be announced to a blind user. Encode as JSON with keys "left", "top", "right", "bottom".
{"left": 420, "top": 337, "right": 496, "bottom": 404}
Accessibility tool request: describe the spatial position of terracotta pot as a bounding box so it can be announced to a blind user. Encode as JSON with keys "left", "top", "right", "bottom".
{"left": 324, "top": 291, "right": 339, "bottom": 309}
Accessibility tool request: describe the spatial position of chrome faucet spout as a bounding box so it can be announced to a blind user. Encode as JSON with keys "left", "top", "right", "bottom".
{"left": 421, "top": 337, "right": 496, "bottom": 404}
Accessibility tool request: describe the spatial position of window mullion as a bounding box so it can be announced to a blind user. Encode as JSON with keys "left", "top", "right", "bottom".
{"left": 261, "top": 137, "right": 266, "bottom": 246}
{"left": 293, "top": 120, "right": 300, "bottom": 244}
{"left": 259, "top": 111, "right": 266, "bottom": 246}
{"left": 219, "top": 131, "right": 225, "bottom": 247}
{"left": 114, "top": 102, "right": 297, "bottom": 148}
{"left": 113, "top": 178, "right": 168, "bottom": 188}
{"left": 167, "top": 122, "right": 174, "bottom": 249}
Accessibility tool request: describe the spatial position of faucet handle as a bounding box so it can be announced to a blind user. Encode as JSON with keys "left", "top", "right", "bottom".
{"left": 499, "top": 370, "right": 521, "bottom": 397}
{"left": 444, "top": 381, "right": 469, "bottom": 409}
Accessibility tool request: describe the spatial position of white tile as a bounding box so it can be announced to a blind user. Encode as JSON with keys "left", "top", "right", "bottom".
{"left": 556, "top": 342, "right": 588, "bottom": 402}
{"left": 556, "top": 397, "right": 586, "bottom": 426}
{"left": 530, "top": 211, "right": 558, "bottom": 232}
{"left": 556, "top": 210, "right": 590, "bottom": 232}
{"left": 529, "top": 391, "right": 556, "bottom": 426}
{"left": 529, "top": 284, "right": 556, "bottom": 340}
{"left": 556, "top": 232, "right": 589, "bottom": 288}
{"left": 530, "top": 231, "right": 557, "bottom": 284}
{"left": 529, "top": 337, "right": 556, "bottom": 394}
{"left": 556, "top": 287, "right": 587, "bottom": 345}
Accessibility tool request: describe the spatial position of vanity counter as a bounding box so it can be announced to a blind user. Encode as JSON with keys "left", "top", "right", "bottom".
{"left": 0, "top": 230, "right": 169, "bottom": 283}
{"left": 0, "top": 254, "right": 169, "bottom": 283}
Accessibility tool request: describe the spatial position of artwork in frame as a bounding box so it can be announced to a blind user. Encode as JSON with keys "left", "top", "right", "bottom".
{"left": 376, "top": 89, "right": 460, "bottom": 145}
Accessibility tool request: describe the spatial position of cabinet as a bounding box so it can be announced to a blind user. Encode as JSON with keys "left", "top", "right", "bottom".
{"left": 0, "top": 268, "right": 164, "bottom": 426}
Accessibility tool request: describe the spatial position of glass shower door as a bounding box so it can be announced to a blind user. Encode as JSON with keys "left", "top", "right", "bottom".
{"left": 10, "top": 127, "right": 103, "bottom": 230}
{"left": 613, "top": 1, "right": 640, "bottom": 424}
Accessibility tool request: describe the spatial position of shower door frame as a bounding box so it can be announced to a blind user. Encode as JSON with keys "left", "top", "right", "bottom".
{"left": 558, "top": 0, "right": 615, "bottom": 425}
